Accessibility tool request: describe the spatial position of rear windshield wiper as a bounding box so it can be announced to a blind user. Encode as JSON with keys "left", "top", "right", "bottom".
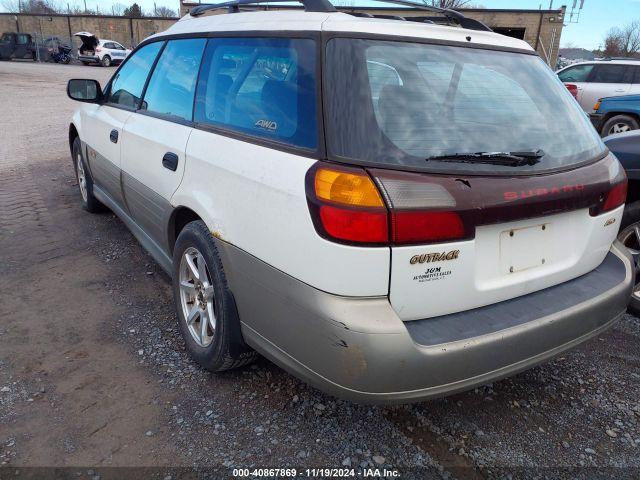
{"left": 426, "top": 150, "right": 545, "bottom": 167}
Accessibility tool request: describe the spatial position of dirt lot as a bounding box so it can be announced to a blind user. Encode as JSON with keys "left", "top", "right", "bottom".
{"left": 1, "top": 61, "right": 640, "bottom": 479}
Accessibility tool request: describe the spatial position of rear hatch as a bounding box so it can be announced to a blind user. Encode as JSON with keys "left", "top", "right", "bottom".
{"left": 75, "top": 31, "right": 98, "bottom": 55}
{"left": 320, "top": 36, "right": 627, "bottom": 321}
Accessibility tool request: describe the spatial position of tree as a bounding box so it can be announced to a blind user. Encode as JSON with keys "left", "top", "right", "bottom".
{"left": 154, "top": 5, "right": 176, "bottom": 17}
{"left": 603, "top": 21, "right": 640, "bottom": 58}
{"left": 1, "top": 0, "right": 60, "bottom": 13}
{"left": 423, "top": 0, "right": 482, "bottom": 8}
{"left": 111, "top": 2, "right": 126, "bottom": 15}
{"left": 123, "top": 2, "right": 143, "bottom": 17}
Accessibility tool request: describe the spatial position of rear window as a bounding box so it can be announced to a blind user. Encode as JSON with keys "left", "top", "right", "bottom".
{"left": 194, "top": 37, "right": 318, "bottom": 150}
{"left": 325, "top": 39, "right": 605, "bottom": 175}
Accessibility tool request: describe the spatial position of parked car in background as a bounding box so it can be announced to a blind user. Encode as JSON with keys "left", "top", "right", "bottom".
{"left": 604, "top": 129, "right": 640, "bottom": 313}
{"left": 75, "top": 32, "right": 130, "bottom": 67}
{"left": 591, "top": 94, "right": 640, "bottom": 137}
{"left": 557, "top": 59, "right": 640, "bottom": 113}
{"left": 66, "top": 3, "right": 633, "bottom": 403}
{"left": 0, "top": 32, "right": 36, "bottom": 61}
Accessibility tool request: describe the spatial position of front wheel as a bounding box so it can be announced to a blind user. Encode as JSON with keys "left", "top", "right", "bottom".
{"left": 172, "top": 221, "right": 256, "bottom": 372}
{"left": 100, "top": 55, "right": 111, "bottom": 67}
{"left": 72, "top": 137, "right": 104, "bottom": 213}
{"left": 602, "top": 115, "right": 640, "bottom": 137}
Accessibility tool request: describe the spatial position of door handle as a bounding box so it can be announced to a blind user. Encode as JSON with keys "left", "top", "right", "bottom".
{"left": 162, "top": 152, "right": 179, "bottom": 171}
{"left": 110, "top": 129, "right": 118, "bottom": 143}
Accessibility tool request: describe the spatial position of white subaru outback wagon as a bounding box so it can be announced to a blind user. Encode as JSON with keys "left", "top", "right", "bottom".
{"left": 66, "top": 0, "right": 634, "bottom": 403}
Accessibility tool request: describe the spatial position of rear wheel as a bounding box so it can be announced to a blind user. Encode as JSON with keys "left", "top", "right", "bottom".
{"left": 602, "top": 115, "right": 640, "bottom": 137}
{"left": 172, "top": 221, "right": 256, "bottom": 371}
{"left": 100, "top": 55, "right": 111, "bottom": 67}
{"left": 618, "top": 222, "right": 640, "bottom": 316}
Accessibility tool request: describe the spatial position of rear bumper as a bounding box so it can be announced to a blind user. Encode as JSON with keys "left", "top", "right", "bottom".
{"left": 217, "top": 240, "right": 633, "bottom": 404}
{"left": 78, "top": 54, "right": 99, "bottom": 63}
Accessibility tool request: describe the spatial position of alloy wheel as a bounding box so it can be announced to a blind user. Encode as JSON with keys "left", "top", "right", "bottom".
{"left": 76, "top": 153, "right": 88, "bottom": 202}
{"left": 178, "top": 247, "right": 216, "bottom": 347}
{"left": 619, "top": 223, "right": 640, "bottom": 301}
{"left": 609, "top": 123, "right": 631, "bottom": 135}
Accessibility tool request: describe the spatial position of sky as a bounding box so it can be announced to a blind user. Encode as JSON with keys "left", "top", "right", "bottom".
{"left": 2, "top": 0, "right": 635, "bottom": 50}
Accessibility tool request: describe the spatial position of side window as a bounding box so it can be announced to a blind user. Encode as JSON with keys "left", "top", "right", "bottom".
{"left": 141, "top": 38, "right": 206, "bottom": 121}
{"left": 107, "top": 41, "right": 163, "bottom": 109}
{"left": 114, "top": 43, "right": 125, "bottom": 50}
{"left": 557, "top": 64, "right": 594, "bottom": 83}
{"left": 16, "top": 34, "right": 29, "bottom": 45}
{"left": 194, "top": 37, "right": 318, "bottom": 150}
{"left": 103, "top": 42, "right": 115, "bottom": 49}
{"left": 590, "top": 65, "right": 632, "bottom": 84}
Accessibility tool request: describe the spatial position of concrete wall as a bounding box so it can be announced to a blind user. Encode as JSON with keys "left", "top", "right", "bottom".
{"left": 0, "top": 13, "right": 177, "bottom": 48}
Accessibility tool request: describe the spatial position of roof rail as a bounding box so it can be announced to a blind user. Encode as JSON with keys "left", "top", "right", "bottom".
{"left": 360, "top": 0, "right": 491, "bottom": 31}
{"left": 601, "top": 57, "right": 640, "bottom": 62}
{"left": 189, "top": 0, "right": 492, "bottom": 31}
{"left": 190, "top": 0, "right": 336, "bottom": 15}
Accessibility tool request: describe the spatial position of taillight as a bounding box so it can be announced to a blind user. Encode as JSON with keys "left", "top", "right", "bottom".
{"left": 306, "top": 164, "right": 469, "bottom": 245}
{"left": 565, "top": 83, "right": 578, "bottom": 99}
{"left": 307, "top": 165, "right": 388, "bottom": 245}
{"left": 96, "top": 47, "right": 102, "bottom": 52}
{"left": 590, "top": 164, "right": 627, "bottom": 216}
{"left": 375, "top": 174, "right": 468, "bottom": 244}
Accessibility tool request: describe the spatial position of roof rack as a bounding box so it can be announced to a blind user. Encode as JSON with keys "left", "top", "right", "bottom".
{"left": 190, "top": 0, "right": 335, "bottom": 15}
{"left": 601, "top": 57, "right": 640, "bottom": 62}
{"left": 189, "top": 0, "right": 492, "bottom": 32}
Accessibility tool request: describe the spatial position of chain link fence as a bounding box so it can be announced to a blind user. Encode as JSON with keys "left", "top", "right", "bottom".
{"left": 32, "top": 33, "right": 77, "bottom": 64}
{"left": 0, "top": 32, "right": 80, "bottom": 63}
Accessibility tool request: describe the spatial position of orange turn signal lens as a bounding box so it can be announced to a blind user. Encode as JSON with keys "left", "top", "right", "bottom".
{"left": 594, "top": 99, "right": 601, "bottom": 111}
{"left": 314, "top": 168, "right": 384, "bottom": 208}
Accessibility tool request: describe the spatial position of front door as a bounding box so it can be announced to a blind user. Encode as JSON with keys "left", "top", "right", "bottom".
{"left": 83, "top": 41, "right": 165, "bottom": 209}
{"left": 83, "top": 106, "right": 132, "bottom": 206}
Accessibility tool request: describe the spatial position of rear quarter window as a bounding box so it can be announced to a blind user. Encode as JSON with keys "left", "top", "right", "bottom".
{"left": 194, "top": 37, "right": 318, "bottom": 150}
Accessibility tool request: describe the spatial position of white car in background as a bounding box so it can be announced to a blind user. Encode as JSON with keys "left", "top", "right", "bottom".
{"left": 75, "top": 32, "right": 131, "bottom": 67}
{"left": 557, "top": 59, "right": 640, "bottom": 112}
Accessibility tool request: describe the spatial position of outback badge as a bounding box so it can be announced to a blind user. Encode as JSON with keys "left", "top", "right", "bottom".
{"left": 410, "top": 250, "right": 460, "bottom": 265}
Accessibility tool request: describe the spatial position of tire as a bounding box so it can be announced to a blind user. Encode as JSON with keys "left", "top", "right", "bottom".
{"left": 622, "top": 200, "right": 640, "bottom": 231}
{"left": 72, "top": 137, "right": 105, "bottom": 213}
{"left": 100, "top": 55, "right": 111, "bottom": 67}
{"left": 61, "top": 54, "right": 71, "bottom": 65}
{"left": 172, "top": 221, "right": 256, "bottom": 372}
{"left": 617, "top": 221, "right": 640, "bottom": 316}
{"left": 602, "top": 115, "right": 640, "bottom": 137}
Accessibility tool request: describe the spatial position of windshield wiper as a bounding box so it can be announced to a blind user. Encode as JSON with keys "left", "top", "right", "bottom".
{"left": 426, "top": 150, "right": 545, "bottom": 167}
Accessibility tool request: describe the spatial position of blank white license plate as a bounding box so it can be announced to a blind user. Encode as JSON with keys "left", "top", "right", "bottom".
{"left": 500, "top": 223, "right": 551, "bottom": 274}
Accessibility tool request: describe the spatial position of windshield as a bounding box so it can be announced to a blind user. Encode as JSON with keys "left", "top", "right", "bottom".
{"left": 324, "top": 38, "right": 606, "bottom": 175}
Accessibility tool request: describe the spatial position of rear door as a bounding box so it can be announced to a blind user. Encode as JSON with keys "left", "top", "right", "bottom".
{"left": 120, "top": 38, "right": 206, "bottom": 249}
{"left": 557, "top": 63, "right": 595, "bottom": 109}
{"left": 14, "top": 34, "right": 30, "bottom": 58}
{"left": 82, "top": 41, "right": 163, "bottom": 207}
{"left": 582, "top": 64, "right": 634, "bottom": 111}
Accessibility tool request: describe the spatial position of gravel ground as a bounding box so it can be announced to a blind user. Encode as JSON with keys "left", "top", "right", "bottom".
{"left": 1, "top": 61, "right": 640, "bottom": 479}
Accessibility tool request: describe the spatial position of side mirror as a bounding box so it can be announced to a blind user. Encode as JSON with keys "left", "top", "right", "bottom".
{"left": 67, "top": 79, "right": 103, "bottom": 103}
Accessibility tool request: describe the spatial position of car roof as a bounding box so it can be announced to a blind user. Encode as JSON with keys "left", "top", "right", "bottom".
{"left": 563, "top": 59, "right": 640, "bottom": 68}
{"left": 153, "top": 10, "right": 533, "bottom": 52}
